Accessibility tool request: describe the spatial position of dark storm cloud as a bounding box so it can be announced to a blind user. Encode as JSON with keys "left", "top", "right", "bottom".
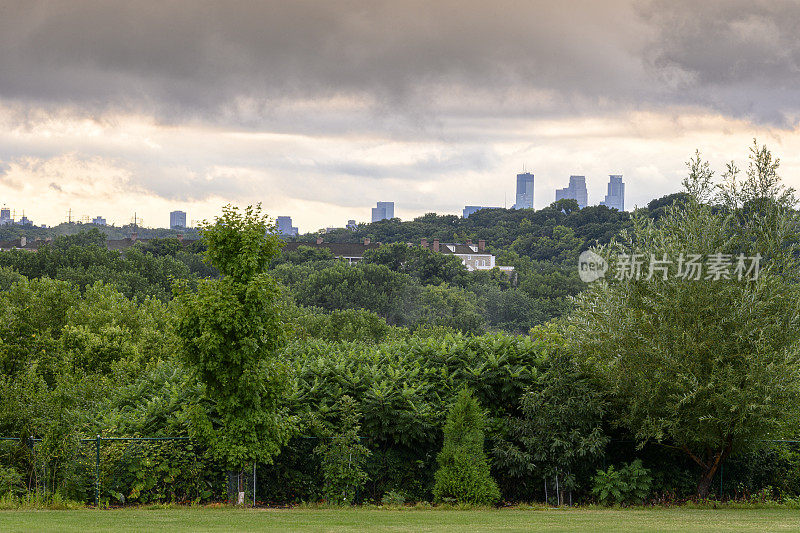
{"left": 0, "top": 0, "right": 798, "bottom": 127}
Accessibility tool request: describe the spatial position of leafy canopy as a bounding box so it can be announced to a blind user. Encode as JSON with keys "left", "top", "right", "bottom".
{"left": 572, "top": 142, "right": 800, "bottom": 497}
{"left": 201, "top": 204, "right": 282, "bottom": 282}
{"left": 174, "top": 204, "right": 294, "bottom": 468}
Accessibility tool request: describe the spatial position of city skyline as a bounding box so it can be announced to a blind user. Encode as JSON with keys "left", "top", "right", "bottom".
{"left": 0, "top": 171, "right": 630, "bottom": 233}
{"left": 1, "top": 2, "right": 799, "bottom": 231}
{"left": 0, "top": 166, "right": 629, "bottom": 230}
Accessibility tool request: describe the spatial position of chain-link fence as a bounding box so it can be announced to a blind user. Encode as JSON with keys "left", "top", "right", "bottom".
{"left": 227, "top": 465, "right": 257, "bottom": 506}
{"left": 0, "top": 435, "right": 244, "bottom": 506}
{"left": 0, "top": 433, "right": 365, "bottom": 507}
{"left": 5, "top": 433, "right": 800, "bottom": 506}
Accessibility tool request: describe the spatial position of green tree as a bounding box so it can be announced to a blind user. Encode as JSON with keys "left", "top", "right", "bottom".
{"left": 314, "top": 396, "right": 371, "bottom": 505}
{"left": 362, "top": 242, "right": 469, "bottom": 286}
{"left": 494, "top": 326, "right": 608, "bottom": 501}
{"left": 572, "top": 144, "right": 800, "bottom": 498}
{"left": 295, "top": 308, "right": 394, "bottom": 344}
{"left": 173, "top": 205, "right": 294, "bottom": 471}
{"left": 433, "top": 389, "right": 500, "bottom": 505}
{"left": 401, "top": 284, "right": 486, "bottom": 335}
{"left": 293, "top": 263, "right": 409, "bottom": 321}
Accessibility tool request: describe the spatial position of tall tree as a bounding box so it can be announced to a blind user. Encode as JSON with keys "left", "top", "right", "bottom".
{"left": 572, "top": 144, "right": 800, "bottom": 498}
{"left": 174, "top": 205, "right": 294, "bottom": 471}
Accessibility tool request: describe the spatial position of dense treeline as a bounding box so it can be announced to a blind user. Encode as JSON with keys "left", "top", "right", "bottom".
{"left": 2, "top": 146, "right": 800, "bottom": 507}
{"left": 0, "top": 222, "right": 200, "bottom": 242}
{"left": 0, "top": 230, "right": 213, "bottom": 302}
{"left": 2, "top": 276, "right": 795, "bottom": 505}
{"left": 0, "top": 194, "right": 687, "bottom": 335}
{"left": 0, "top": 198, "right": 653, "bottom": 333}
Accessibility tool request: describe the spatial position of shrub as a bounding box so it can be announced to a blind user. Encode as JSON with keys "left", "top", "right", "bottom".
{"left": 381, "top": 490, "right": 406, "bottom": 506}
{"left": 433, "top": 389, "right": 500, "bottom": 505}
{"left": 592, "top": 459, "right": 652, "bottom": 505}
{"left": 0, "top": 465, "right": 22, "bottom": 497}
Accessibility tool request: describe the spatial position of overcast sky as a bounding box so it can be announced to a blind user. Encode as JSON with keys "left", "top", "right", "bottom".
{"left": 1, "top": 0, "right": 799, "bottom": 231}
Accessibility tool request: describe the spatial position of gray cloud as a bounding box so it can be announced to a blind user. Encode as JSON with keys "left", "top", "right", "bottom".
{"left": 640, "top": 0, "right": 800, "bottom": 125}
{"left": 1, "top": 1, "right": 796, "bottom": 129}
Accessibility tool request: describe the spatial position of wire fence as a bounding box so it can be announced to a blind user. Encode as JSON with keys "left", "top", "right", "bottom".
{"left": 227, "top": 464, "right": 256, "bottom": 506}
{"left": 0, "top": 434, "right": 353, "bottom": 507}
{"left": 0, "top": 435, "right": 231, "bottom": 507}
{"left": 3, "top": 435, "right": 800, "bottom": 506}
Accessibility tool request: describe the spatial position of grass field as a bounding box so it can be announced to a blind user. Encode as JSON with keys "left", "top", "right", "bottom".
{"left": 2, "top": 507, "right": 800, "bottom": 533}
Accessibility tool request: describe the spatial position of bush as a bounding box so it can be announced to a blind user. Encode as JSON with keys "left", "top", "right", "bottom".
{"left": 381, "top": 490, "right": 406, "bottom": 506}
{"left": 0, "top": 465, "right": 23, "bottom": 497}
{"left": 433, "top": 389, "right": 500, "bottom": 505}
{"left": 592, "top": 459, "right": 652, "bottom": 505}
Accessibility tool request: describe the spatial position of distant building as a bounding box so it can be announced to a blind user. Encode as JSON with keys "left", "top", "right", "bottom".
{"left": 16, "top": 214, "right": 32, "bottom": 226}
{"left": 371, "top": 202, "right": 395, "bottom": 222}
{"left": 513, "top": 172, "right": 535, "bottom": 209}
{"left": 555, "top": 175, "right": 588, "bottom": 209}
{"left": 599, "top": 174, "right": 625, "bottom": 211}
{"left": 170, "top": 210, "right": 187, "bottom": 229}
{"left": 462, "top": 206, "right": 500, "bottom": 218}
{"left": 281, "top": 238, "right": 379, "bottom": 265}
{"left": 0, "top": 207, "right": 12, "bottom": 225}
{"left": 420, "top": 238, "right": 514, "bottom": 274}
{"left": 346, "top": 219, "right": 358, "bottom": 231}
{"left": 276, "top": 216, "right": 299, "bottom": 237}
{"left": 92, "top": 216, "right": 107, "bottom": 226}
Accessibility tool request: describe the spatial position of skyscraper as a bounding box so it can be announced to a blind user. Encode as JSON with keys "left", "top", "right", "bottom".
{"left": 555, "top": 175, "right": 588, "bottom": 209}
{"left": 599, "top": 174, "right": 625, "bottom": 211}
{"left": 0, "top": 207, "right": 11, "bottom": 225}
{"left": 371, "top": 202, "right": 395, "bottom": 222}
{"left": 513, "top": 172, "right": 534, "bottom": 209}
{"left": 170, "top": 210, "right": 187, "bottom": 229}
{"left": 276, "top": 216, "right": 299, "bottom": 236}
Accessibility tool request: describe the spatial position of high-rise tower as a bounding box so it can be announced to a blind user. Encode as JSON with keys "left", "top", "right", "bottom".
{"left": 555, "top": 175, "right": 588, "bottom": 209}
{"left": 170, "top": 210, "right": 187, "bottom": 229}
{"left": 513, "top": 172, "right": 534, "bottom": 209}
{"left": 371, "top": 202, "right": 395, "bottom": 222}
{"left": 276, "top": 216, "right": 299, "bottom": 236}
{"left": 599, "top": 175, "right": 625, "bottom": 211}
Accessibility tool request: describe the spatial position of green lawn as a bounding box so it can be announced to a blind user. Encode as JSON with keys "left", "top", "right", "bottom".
{"left": 2, "top": 507, "right": 800, "bottom": 533}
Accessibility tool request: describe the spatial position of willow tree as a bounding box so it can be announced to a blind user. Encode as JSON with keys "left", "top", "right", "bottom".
{"left": 174, "top": 205, "right": 294, "bottom": 479}
{"left": 572, "top": 142, "right": 800, "bottom": 498}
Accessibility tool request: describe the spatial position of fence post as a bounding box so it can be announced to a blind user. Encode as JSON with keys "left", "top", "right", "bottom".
{"left": 27, "top": 436, "right": 35, "bottom": 493}
{"left": 94, "top": 435, "right": 100, "bottom": 508}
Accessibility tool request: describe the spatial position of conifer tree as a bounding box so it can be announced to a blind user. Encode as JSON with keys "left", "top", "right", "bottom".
{"left": 433, "top": 388, "right": 500, "bottom": 505}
